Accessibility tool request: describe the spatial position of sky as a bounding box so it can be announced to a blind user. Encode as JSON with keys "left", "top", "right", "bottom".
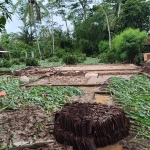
{"left": 5, "top": 13, "right": 66, "bottom": 33}
{"left": 5, "top": 0, "right": 100, "bottom": 33}
{"left": 5, "top": 0, "right": 67, "bottom": 33}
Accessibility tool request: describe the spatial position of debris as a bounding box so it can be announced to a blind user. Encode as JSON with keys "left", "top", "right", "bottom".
{"left": 20, "top": 75, "right": 30, "bottom": 83}
{"left": 54, "top": 102, "right": 130, "bottom": 149}
{"left": 0, "top": 91, "right": 6, "bottom": 97}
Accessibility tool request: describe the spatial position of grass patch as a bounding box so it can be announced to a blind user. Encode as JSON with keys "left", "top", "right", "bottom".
{"left": 39, "top": 59, "right": 63, "bottom": 67}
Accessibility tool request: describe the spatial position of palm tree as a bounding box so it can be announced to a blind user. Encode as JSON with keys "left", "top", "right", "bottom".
{"left": 103, "top": 0, "right": 125, "bottom": 17}
{"left": 14, "top": 0, "right": 49, "bottom": 58}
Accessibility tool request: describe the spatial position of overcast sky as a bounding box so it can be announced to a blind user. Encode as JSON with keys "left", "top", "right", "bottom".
{"left": 5, "top": 0, "right": 100, "bottom": 33}
{"left": 5, "top": 13, "right": 66, "bottom": 33}
{"left": 5, "top": 0, "right": 66, "bottom": 33}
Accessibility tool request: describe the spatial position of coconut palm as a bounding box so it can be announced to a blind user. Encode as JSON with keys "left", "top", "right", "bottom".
{"left": 13, "top": 0, "right": 49, "bottom": 57}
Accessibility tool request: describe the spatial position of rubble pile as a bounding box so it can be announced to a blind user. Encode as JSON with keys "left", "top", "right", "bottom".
{"left": 54, "top": 102, "right": 130, "bottom": 150}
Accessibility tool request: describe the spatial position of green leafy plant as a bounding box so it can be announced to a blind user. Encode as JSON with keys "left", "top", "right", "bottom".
{"left": 48, "top": 56, "right": 60, "bottom": 62}
{"left": 0, "top": 78, "right": 84, "bottom": 112}
{"left": 107, "top": 75, "right": 150, "bottom": 138}
{"left": 54, "top": 49, "right": 66, "bottom": 58}
{"left": 19, "top": 57, "right": 26, "bottom": 63}
{"left": 62, "top": 53, "right": 79, "bottom": 65}
{"left": 25, "top": 58, "right": 39, "bottom": 66}
{"left": 11, "top": 59, "right": 20, "bottom": 65}
{"left": 0, "top": 59, "right": 11, "bottom": 67}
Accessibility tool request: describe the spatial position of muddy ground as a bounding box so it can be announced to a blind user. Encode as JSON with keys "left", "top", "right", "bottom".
{"left": 0, "top": 64, "right": 150, "bottom": 150}
{"left": 0, "top": 87, "right": 149, "bottom": 150}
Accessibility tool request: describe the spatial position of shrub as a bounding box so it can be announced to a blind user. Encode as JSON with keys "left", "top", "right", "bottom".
{"left": 76, "top": 53, "right": 86, "bottom": 63}
{"left": 111, "top": 28, "right": 147, "bottom": 63}
{"left": 62, "top": 53, "right": 79, "bottom": 65}
{"left": 25, "top": 58, "right": 39, "bottom": 66}
{"left": 55, "top": 49, "right": 66, "bottom": 58}
{"left": 11, "top": 59, "right": 20, "bottom": 65}
{"left": 19, "top": 57, "right": 26, "bottom": 63}
{"left": 0, "top": 59, "right": 11, "bottom": 67}
{"left": 98, "top": 41, "right": 109, "bottom": 53}
{"left": 48, "top": 56, "right": 60, "bottom": 62}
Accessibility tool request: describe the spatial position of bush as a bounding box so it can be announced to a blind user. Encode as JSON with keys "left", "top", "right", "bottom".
{"left": 0, "top": 59, "right": 11, "bottom": 67}
{"left": 62, "top": 53, "right": 79, "bottom": 65}
{"left": 98, "top": 41, "right": 109, "bottom": 53}
{"left": 25, "top": 58, "right": 39, "bottom": 66}
{"left": 76, "top": 53, "right": 86, "bottom": 63}
{"left": 55, "top": 49, "right": 66, "bottom": 58}
{"left": 99, "top": 53, "right": 109, "bottom": 63}
{"left": 19, "top": 57, "right": 26, "bottom": 63}
{"left": 111, "top": 28, "right": 147, "bottom": 63}
{"left": 11, "top": 59, "right": 20, "bottom": 65}
{"left": 48, "top": 56, "right": 60, "bottom": 62}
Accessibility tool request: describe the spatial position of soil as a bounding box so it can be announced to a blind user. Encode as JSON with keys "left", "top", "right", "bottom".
{"left": 0, "top": 64, "right": 149, "bottom": 150}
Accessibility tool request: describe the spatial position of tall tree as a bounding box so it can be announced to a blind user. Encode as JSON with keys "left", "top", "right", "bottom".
{"left": 14, "top": 0, "right": 49, "bottom": 57}
{"left": 0, "top": 0, "right": 12, "bottom": 32}
{"left": 118, "top": 0, "right": 150, "bottom": 31}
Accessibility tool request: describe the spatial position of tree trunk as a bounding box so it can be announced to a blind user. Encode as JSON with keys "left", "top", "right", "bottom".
{"left": 102, "top": 7, "right": 111, "bottom": 49}
{"left": 33, "top": 4, "right": 41, "bottom": 57}
{"left": 79, "top": 0, "right": 87, "bottom": 21}
{"left": 51, "top": 10, "right": 54, "bottom": 54}
{"left": 117, "top": 0, "right": 122, "bottom": 17}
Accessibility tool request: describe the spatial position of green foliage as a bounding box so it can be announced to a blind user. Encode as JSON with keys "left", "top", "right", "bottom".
{"left": 82, "top": 57, "right": 99, "bottom": 65}
{"left": 75, "top": 52, "right": 86, "bottom": 63}
{"left": 99, "top": 53, "right": 109, "bottom": 63}
{"left": 74, "top": 9, "right": 107, "bottom": 56}
{"left": 62, "top": 52, "right": 86, "bottom": 65}
{"left": 118, "top": 0, "right": 149, "bottom": 31}
{"left": 99, "top": 28, "right": 147, "bottom": 64}
{"left": 48, "top": 56, "right": 60, "bottom": 62}
{"left": 11, "top": 59, "right": 21, "bottom": 65}
{"left": 0, "top": 1, "right": 12, "bottom": 32}
{"left": 108, "top": 75, "right": 150, "bottom": 138}
{"left": 54, "top": 49, "right": 66, "bottom": 58}
{"left": 19, "top": 57, "right": 26, "bottom": 63}
{"left": 62, "top": 53, "right": 79, "bottom": 65}
{"left": 25, "top": 58, "right": 39, "bottom": 66}
{"left": 112, "top": 28, "right": 147, "bottom": 63}
{"left": 98, "top": 41, "right": 109, "bottom": 53}
{"left": 0, "top": 59, "right": 11, "bottom": 67}
{"left": 0, "top": 77, "right": 84, "bottom": 111}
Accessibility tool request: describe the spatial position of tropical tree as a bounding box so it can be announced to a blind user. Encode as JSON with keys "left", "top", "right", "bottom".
{"left": 74, "top": 7, "right": 107, "bottom": 56}
{"left": 0, "top": 0, "right": 12, "bottom": 32}
{"left": 14, "top": 0, "right": 49, "bottom": 57}
{"left": 117, "top": 0, "right": 150, "bottom": 32}
{"left": 99, "top": 28, "right": 148, "bottom": 64}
